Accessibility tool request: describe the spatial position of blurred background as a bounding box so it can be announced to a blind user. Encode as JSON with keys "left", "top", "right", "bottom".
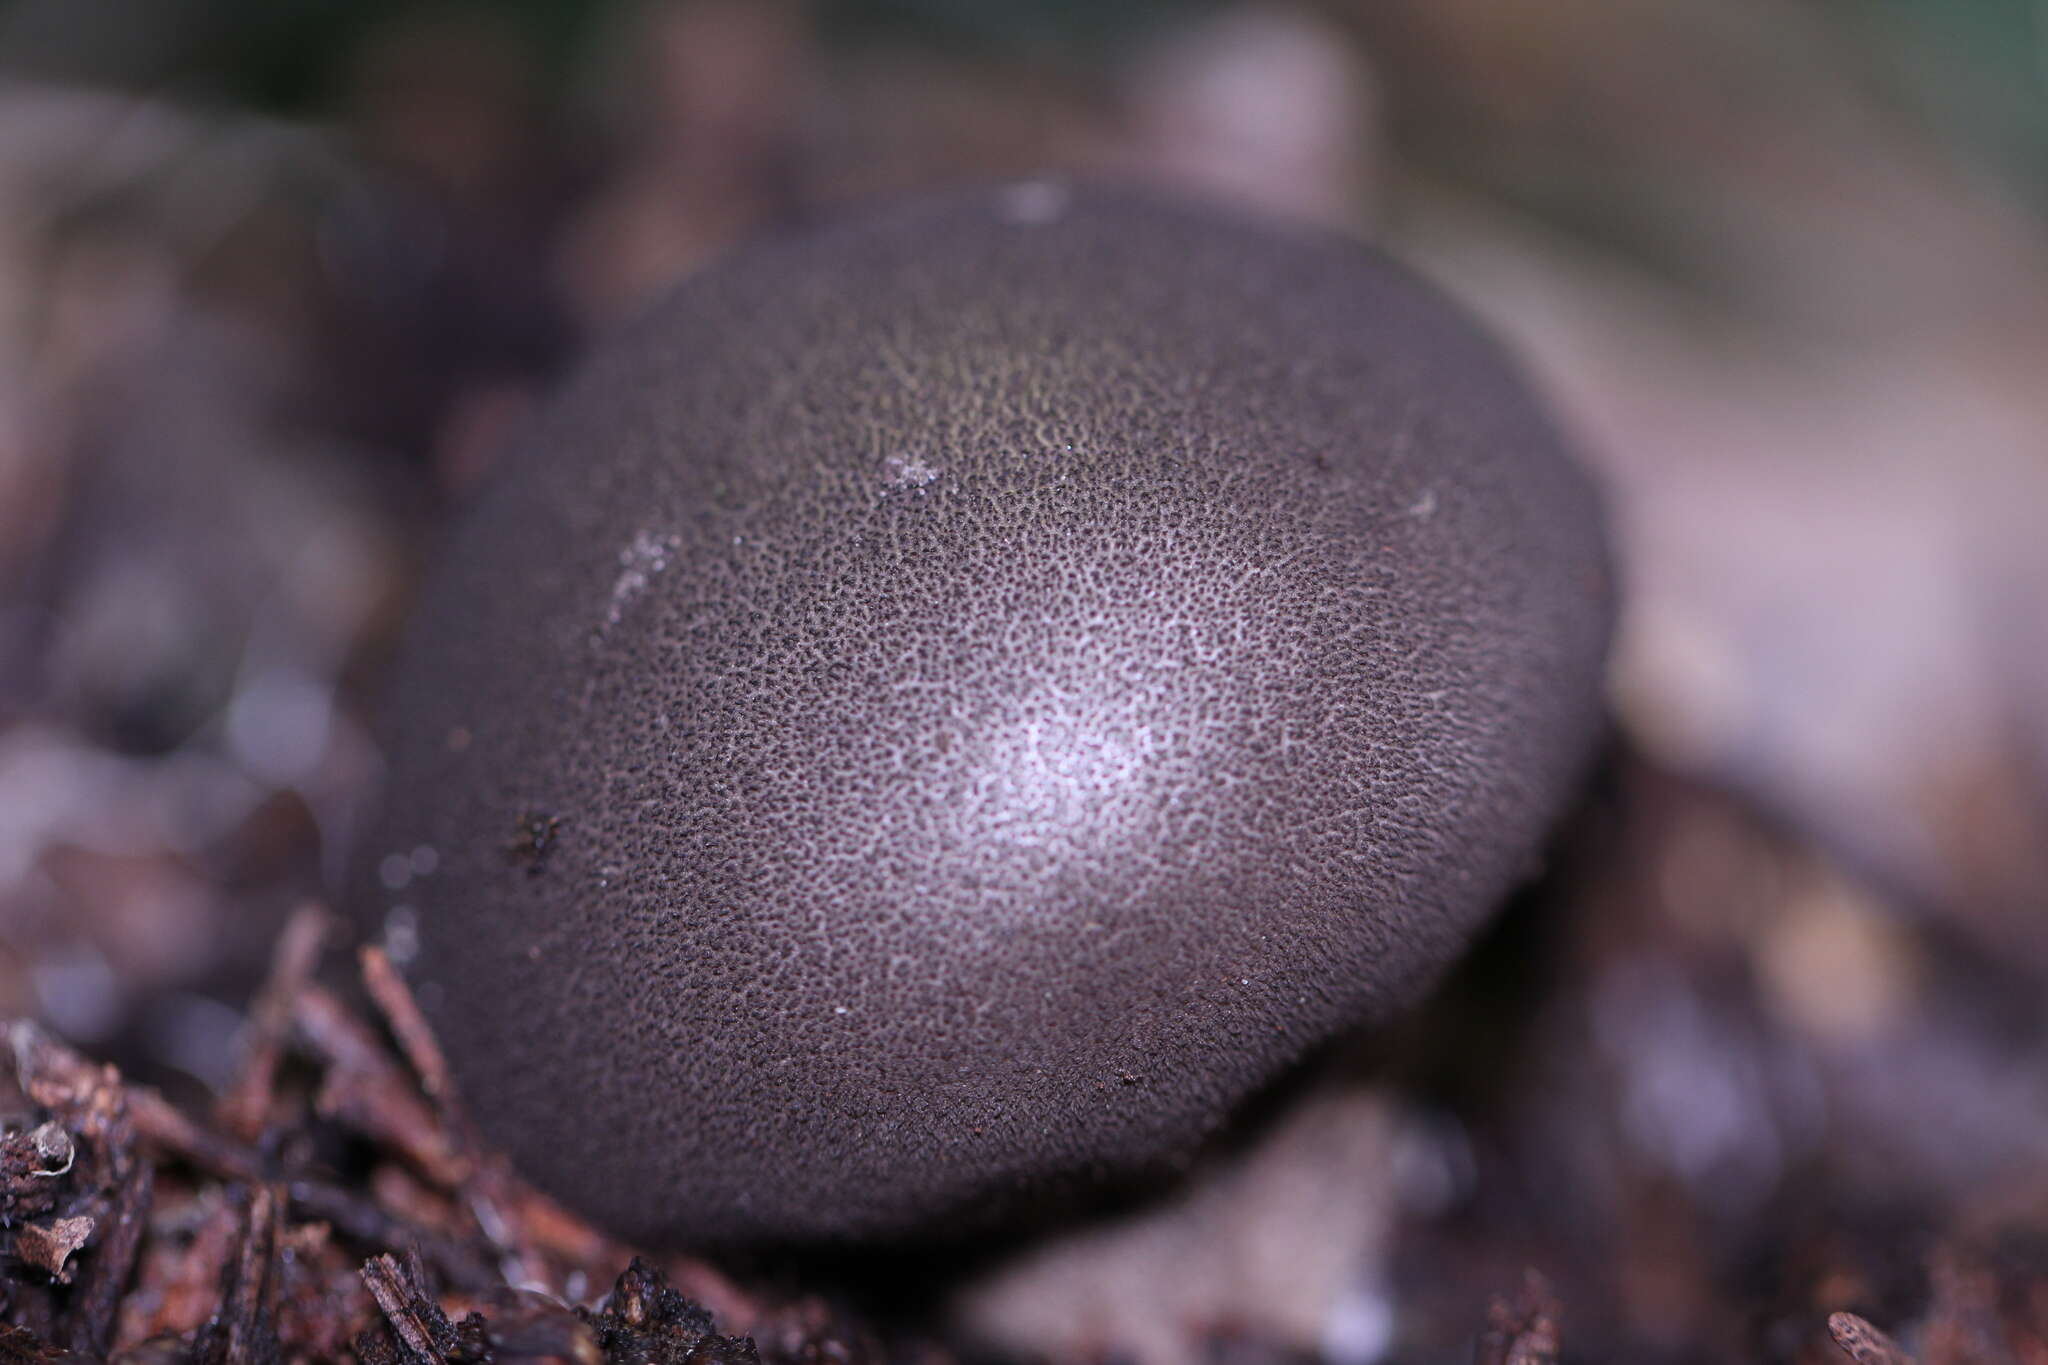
{"left": 2, "top": 1, "right": 2047, "bottom": 1361}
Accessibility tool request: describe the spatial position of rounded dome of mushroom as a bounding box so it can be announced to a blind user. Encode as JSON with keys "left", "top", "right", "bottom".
{"left": 353, "top": 181, "right": 1613, "bottom": 1249}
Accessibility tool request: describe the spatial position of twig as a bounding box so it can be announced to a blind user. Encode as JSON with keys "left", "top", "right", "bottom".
{"left": 192, "top": 1185, "right": 283, "bottom": 1365}
{"left": 360, "top": 1251, "right": 460, "bottom": 1365}
{"left": 359, "top": 947, "right": 454, "bottom": 1106}
{"left": 216, "top": 905, "right": 331, "bottom": 1142}
{"left": 358, "top": 942, "right": 733, "bottom": 1312}
{"left": 127, "top": 1087, "right": 264, "bottom": 1183}
{"left": 353, "top": 949, "right": 548, "bottom": 1293}
{"left": 293, "top": 986, "right": 468, "bottom": 1188}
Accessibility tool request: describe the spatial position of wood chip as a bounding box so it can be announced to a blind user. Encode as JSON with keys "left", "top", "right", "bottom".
{"left": 14, "top": 1217, "right": 94, "bottom": 1282}
{"left": 1827, "top": 1311, "right": 1915, "bottom": 1365}
{"left": 1475, "top": 1270, "right": 1562, "bottom": 1365}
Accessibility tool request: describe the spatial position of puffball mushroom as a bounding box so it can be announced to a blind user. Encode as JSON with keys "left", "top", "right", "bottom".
{"left": 354, "top": 181, "right": 1612, "bottom": 1249}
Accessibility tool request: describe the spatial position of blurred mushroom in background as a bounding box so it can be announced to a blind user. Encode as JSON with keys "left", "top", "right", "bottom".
{"left": 1116, "top": 4, "right": 1378, "bottom": 232}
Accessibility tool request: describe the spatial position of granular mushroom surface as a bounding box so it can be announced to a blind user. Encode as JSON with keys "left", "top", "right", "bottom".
{"left": 354, "top": 180, "right": 1613, "bottom": 1249}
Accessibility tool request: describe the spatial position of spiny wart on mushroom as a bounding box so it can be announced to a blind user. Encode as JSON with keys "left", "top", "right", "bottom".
{"left": 351, "top": 180, "right": 1615, "bottom": 1249}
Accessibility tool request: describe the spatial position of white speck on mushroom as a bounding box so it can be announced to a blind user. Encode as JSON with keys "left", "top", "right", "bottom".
{"left": 884, "top": 452, "right": 940, "bottom": 489}
{"left": 606, "top": 530, "right": 679, "bottom": 627}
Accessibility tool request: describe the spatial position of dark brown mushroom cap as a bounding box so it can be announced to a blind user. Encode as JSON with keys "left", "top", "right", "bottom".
{"left": 353, "top": 181, "right": 1613, "bottom": 1249}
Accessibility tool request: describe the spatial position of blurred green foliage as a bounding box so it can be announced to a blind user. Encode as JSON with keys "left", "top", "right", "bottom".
{"left": 2, "top": 0, "right": 2043, "bottom": 234}
{"left": 0, "top": 0, "right": 605, "bottom": 110}
{"left": 0, "top": 0, "right": 1198, "bottom": 115}
{"left": 1861, "top": 0, "right": 2048, "bottom": 198}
